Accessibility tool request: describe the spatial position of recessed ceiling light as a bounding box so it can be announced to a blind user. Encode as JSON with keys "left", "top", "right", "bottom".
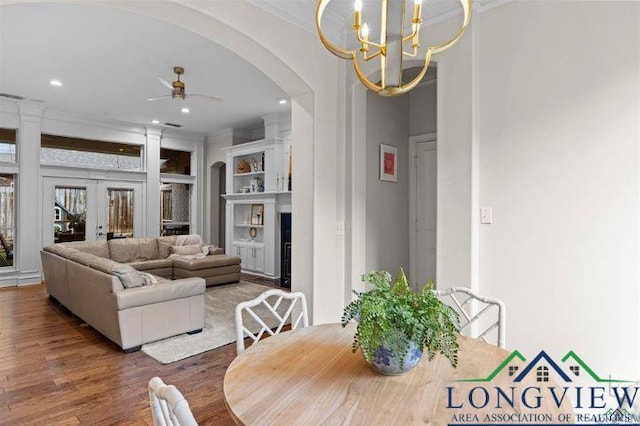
{"left": 181, "top": 107, "right": 190, "bottom": 114}
{"left": 151, "top": 119, "right": 160, "bottom": 124}
{"left": 49, "top": 79, "right": 63, "bottom": 87}
{"left": 278, "top": 99, "right": 288, "bottom": 105}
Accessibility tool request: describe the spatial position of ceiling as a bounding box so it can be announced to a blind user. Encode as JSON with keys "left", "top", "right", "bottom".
{"left": 0, "top": 3, "right": 289, "bottom": 135}
{"left": 0, "top": 1, "right": 511, "bottom": 136}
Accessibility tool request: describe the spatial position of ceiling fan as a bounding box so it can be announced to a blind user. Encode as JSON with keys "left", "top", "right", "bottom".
{"left": 147, "top": 66, "right": 223, "bottom": 103}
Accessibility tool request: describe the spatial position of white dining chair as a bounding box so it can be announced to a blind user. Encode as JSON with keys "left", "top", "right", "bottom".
{"left": 148, "top": 376, "right": 198, "bottom": 426}
{"left": 235, "top": 288, "right": 309, "bottom": 354}
{"left": 433, "top": 287, "right": 506, "bottom": 348}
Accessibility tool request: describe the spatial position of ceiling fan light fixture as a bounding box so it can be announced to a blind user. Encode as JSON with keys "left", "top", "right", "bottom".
{"left": 151, "top": 119, "right": 160, "bottom": 124}
{"left": 278, "top": 99, "right": 288, "bottom": 105}
{"left": 49, "top": 79, "right": 63, "bottom": 87}
{"left": 181, "top": 107, "right": 190, "bottom": 114}
{"left": 149, "top": 66, "right": 224, "bottom": 103}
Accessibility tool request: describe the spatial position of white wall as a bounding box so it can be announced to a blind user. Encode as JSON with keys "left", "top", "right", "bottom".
{"left": 364, "top": 92, "right": 409, "bottom": 275}
{"left": 409, "top": 83, "right": 437, "bottom": 136}
{"left": 347, "top": 15, "right": 474, "bottom": 297}
{"left": 478, "top": 1, "right": 640, "bottom": 378}
{"left": 362, "top": 81, "right": 437, "bottom": 277}
{"left": 350, "top": 0, "right": 640, "bottom": 379}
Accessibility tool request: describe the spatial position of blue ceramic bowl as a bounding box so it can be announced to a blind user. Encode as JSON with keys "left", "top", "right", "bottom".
{"left": 369, "top": 340, "right": 423, "bottom": 375}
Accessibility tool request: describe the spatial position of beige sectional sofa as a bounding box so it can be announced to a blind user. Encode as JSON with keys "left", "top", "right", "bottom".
{"left": 40, "top": 235, "right": 241, "bottom": 352}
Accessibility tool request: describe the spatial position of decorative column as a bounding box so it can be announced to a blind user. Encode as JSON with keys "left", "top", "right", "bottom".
{"left": 17, "top": 102, "right": 43, "bottom": 285}
{"left": 145, "top": 128, "right": 161, "bottom": 237}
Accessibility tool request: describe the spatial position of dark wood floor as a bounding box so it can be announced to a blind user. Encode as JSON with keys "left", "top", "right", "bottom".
{"left": 0, "top": 279, "right": 276, "bottom": 425}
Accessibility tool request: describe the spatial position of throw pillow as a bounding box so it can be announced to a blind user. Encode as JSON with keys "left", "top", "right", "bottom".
{"left": 113, "top": 270, "right": 146, "bottom": 288}
{"left": 171, "top": 244, "right": 202, "bottom": 256}
{"left": 139, "top": 272, "right": 159, "bottom": 286}
{"left": 176, "top": 234, "right": 204, "bottom": 246}
{"left": 202, "top": 245, "right": 218, "bottom": 255}
{"left": 158, "top": 235, "right": 178, "bottom": 258}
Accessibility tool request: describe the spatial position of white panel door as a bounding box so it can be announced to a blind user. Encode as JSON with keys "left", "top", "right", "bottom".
{"left": 414, "top": 140, "right": 437, "bottom": 289}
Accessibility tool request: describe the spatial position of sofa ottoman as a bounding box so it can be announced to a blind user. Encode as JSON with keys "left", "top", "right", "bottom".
{"left": 173, "top": 254, "right": 242, "bottom": 286}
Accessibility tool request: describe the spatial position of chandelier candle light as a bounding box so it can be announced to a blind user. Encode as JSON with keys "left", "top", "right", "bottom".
{"left": 315, "top": 0, "right": 471, "bottom": 96}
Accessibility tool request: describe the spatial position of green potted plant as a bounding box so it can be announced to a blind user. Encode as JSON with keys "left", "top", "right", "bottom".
{"left": 341, "top": 269, "right": 460, "bottom": 375}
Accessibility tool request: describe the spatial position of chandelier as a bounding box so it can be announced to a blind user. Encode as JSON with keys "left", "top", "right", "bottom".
{"left": 315, "top": 0, "right": 471, "bottom": 97}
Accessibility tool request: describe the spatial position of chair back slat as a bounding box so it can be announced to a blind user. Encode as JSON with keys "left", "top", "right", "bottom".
{"left": 433, "top": 287, "right": 506, "bottom": 348}
{"left": 148, "top": 377, "right": 198, "bottom": 426}
{"left": 235, "top": 289, "right": 309, "bottom": 354}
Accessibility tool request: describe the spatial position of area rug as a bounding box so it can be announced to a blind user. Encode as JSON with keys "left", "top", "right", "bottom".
{"left": 141, "top": 281, "right": 286, "bottom": 364}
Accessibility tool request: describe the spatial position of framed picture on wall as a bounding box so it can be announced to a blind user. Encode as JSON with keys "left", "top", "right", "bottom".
{"left": 380, "top": 144, "right": 397, "bottom": 182}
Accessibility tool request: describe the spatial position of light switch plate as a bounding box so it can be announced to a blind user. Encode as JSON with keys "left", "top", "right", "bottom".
{"left": 480, "top": 207, "right": 493, "bottom": 224}
{"left": 336, "top": 222, "right": 345, "bottom": 235}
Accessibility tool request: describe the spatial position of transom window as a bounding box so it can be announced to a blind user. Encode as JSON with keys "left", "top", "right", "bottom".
{"left": 160, "top": 148, "right": 191, "bottom": 175}
{"left": 41, "top": 134, "right": 142, "bottom": 171}
{"left": 0, "top": 128, "right": 17, "bottom": 163}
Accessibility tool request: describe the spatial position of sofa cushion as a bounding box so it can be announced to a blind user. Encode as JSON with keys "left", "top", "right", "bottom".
{"left": 171, "top": 244, "right": 202, "bottom": 256}
{"left": 60, "top": 240, "right": 110, "bottom": 258}
{"left": 88, "top": 256, "right": 133, "bottom": 275}
{"left": 174, "top": 264, "right": 240, "bottom": 278}
{"left": 138, "top": 238, "right": 160, "bottom": 260}
{"left": 108, "top": 238, "right": 159, "bottom": 263}
{"left": 128, "top": 258, "right": 174, "bottom": 271}
{"left": 158, "top": 235, "right": 178, "bottom": 259}
{"left": 43, "top": 244, "right": 79, "bottom": 259}
{"left": 114, "top": 277, "right": 205, "bottom": 310}
{"left": 173, "top": 255, "right": 242, "bottom": 271}
{"left": 68, "top": 251, "right": 99, "bottom": 266}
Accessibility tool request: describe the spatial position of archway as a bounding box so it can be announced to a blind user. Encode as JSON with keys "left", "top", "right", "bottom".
{"left": 346, "top": 58, "right": 438, "bottom": 298}
{"left": 5, "top": 0, "right": 346, "bottom": 323}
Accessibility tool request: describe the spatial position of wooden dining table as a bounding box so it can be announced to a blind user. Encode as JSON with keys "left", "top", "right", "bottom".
{"left": 223, "top": 323, "right": 573, "bottom": 425}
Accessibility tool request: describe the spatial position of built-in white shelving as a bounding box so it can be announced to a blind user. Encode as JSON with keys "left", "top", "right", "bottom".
{"left": 222, "top": 132, "right": 292, "bottom": 278}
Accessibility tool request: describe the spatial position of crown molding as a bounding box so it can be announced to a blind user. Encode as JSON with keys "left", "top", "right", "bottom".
{"left": 247, "top": 0, "right": 343, "bottom": 40}
{"left": 248, "top": 0, "right": 516, "bottom": 39}
{"left": 477, "top": 0, "right": 515, "bottom": 13}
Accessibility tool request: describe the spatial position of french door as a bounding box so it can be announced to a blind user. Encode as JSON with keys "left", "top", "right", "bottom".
{"left": 42, "top": 177, "right": 143, "bottom": 246}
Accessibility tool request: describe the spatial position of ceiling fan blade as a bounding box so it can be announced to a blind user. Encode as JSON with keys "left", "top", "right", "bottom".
{"left": 147, "top": 95, "right": 172, "bottom": 102}
{"left": 186, "top": 93, "right": 224, "bottom": 103}
{"left": 157, "top": 76, "right": 174, "bottom": 90}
